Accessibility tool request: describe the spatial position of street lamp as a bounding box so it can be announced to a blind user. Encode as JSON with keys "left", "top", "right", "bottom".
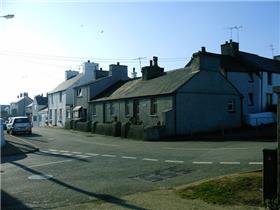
{"left": 0, "top": 14, "right": 14, "bottom": 19}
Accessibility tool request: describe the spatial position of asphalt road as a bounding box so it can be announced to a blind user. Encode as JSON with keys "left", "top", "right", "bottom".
{"left": 1, "top": 127, "right": 277, "bottom": 209}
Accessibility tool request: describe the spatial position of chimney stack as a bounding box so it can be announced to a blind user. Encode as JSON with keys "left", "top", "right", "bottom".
{"left": 201, "top": 46, "right": 206, "bottom": 53}
{"left": 153, "top": 56, "right": 158, "bottom": 66}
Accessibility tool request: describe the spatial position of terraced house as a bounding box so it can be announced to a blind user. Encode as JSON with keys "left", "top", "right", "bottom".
{"left": 48, "top": 60, "right": 103, "bottom": 127}
{"left": 89, "top": 55, "right": 242, "bottom": 140}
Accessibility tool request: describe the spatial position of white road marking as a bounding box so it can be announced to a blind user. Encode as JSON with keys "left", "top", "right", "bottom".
{"left": 163, "top": 147, "right": 248, "bottom": 151}
{"left": 75, "top": 155, "right": 91, "bottom": 158}
{"left": 142, "top": 158, "right": 158, "bottom": 162}
{"left": 40, "top": 150, "right": 49, "bottom": 153}
{"left": 62, "top": 153, "right": 74, "bottom": 156}
{"left": 72, "top": 152, "right": 82, "bottom": 154}
{"left": 29, "top": 156, "right": 91, "bottom": 168}
{"left": 165, "top": 160, "right": 184, "bottom": 164}
{"left": 85, "top": 153, "right": 99, "bottom": 156}
{"left": 249, "top": 162, "right": 263, "bottom": 165}
{"left": 220, "top": 162, "right": 240, "bottom": 165}
{"left": 121, "top": 156, "right": 137, "bottom": 160}
{"left": 49, "top": 149, "right": 58, "bottom": 152}
{"left": 60, "top": 150, "right": 69, "bottom": 153}
{"left": 192, "top": 161, "right": 213, "bottom": 164}
{"left": 102, "top": 154, "right": 117, "bottom": 158}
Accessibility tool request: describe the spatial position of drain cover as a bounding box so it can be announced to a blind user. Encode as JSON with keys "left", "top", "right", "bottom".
{"left": 129, "top": 166, "right": 192, "bottom": 182}
{"left": 28, "top": 174, "right": 53, "bottom": 180}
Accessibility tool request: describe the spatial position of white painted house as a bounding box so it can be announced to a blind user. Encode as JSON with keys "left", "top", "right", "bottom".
{"left": 219, "top": 40, "right": 280, "bottom": 125}
{"left": 48, "top": 60, "right": 103, "bottom": 127}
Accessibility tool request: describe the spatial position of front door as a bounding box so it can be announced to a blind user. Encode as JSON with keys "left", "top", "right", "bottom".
{"left": 54, "top": 109, "right": 57, "bottom": 126}
{"left": 133, "top": 100, "right": 139, "bottom": 124}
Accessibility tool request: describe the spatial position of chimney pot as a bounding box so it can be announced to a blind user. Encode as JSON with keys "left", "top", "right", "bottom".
{"left": 230, "top": 39, "right": 232, "bottom": 43}
{"left": 117, "top": 62, "right": 120, "bottom": 65}
{"left": 149, "top": 60, "right": 153, "bottom": 66}
{"left": 153, "top": 56, "right": 158, "bottom": 66}
{"left": 87, "top": 60, "right": 90, "bottom": 63}
{"left": 201, "top": 46, "right": 206, "bottom": 52}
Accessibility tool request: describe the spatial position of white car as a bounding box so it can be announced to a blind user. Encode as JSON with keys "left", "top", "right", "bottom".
{"left": 7, "top": 117, "right": 32, "bottom": 135}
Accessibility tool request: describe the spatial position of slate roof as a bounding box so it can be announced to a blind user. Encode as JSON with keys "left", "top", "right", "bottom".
{"left": 48, "top": 74, "right": 82, "bottom": 94}
{"left": 91, "top": 67, "right": 199, "bottom": 102}
{"left": 220, "top": 52, "right": 280, "bottom": 73}
{"left": 35, "top": 95, "right": 48, "bottom": 106}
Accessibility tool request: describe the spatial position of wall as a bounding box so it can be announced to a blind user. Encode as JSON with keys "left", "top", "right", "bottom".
{"left": 91, "top": 95, "right": 173, "bottom": 128}
{"left": 227, "top": 72, "right": 261, "bottom": 114}
{"left": 176, "top": 70, "right": 241, "bottom": 135}
{"left": 48, "top": 91, "right": 67, "bottom": 127}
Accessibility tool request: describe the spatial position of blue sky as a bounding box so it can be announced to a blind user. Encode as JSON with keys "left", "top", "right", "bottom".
{"left": 0, "top": 1, "right": 279, "bottom": 104}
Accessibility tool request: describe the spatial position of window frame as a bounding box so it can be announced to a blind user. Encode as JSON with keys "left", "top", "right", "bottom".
{"left": 150, "top": 97, "right": 158, "bottom": 115}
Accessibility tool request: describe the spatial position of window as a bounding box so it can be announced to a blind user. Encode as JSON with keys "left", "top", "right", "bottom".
{"left": 92, "top": 104, "right": 96, "bottom": 116}
{"left": 110, "top": 103, "right": 114, "bottom": 116}
{"left": 150, "top": 98, "right": 157, "bottom": 115}
{"left": 33, "top": 116, "right": 37, "bottom": 121}
{"left": 125, "top": 100, "right": 129, "bottom": 116}
{"left": 66, "top": 110, "right": 71, "bottom": 119}
{"left": 267, "top": 72, "right": 272, "bottom": 85}
{"left": 248, "top": 93, "right": 254, "bottom": 106}
{"left": 76, "top": 88, "right": 82, "bottom": 97}
{"left": 266, "top": 93, "right": 273, "bottom": 105}
{"left": 49, "top": 109, "right": 52, "bottom": 120}
{"left": 59, "top": 92, "right": 62, "bottom": 102}
{"left": 248, "top": 73, "right": 254, "bottom": 83}
{"left": 59, "top": 109, "right": 62, "bottom": 121}
{"left": 227, "top": 100, "right": 235, "bottom": 112}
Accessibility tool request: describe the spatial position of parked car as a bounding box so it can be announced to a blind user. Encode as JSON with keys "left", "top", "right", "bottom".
{"left": 6, "top": 116, "right": 32, "bottom": 135}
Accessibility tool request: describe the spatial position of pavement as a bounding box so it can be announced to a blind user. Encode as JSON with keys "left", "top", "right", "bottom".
{"left": 1, "top": 134, "right": 39, "bottom": 157}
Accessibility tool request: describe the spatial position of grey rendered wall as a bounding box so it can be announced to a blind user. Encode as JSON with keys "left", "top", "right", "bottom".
{"left": 227, "top": 72, "right": 261, "bottom": 114}
{"left": 176, "top": 70, "right": 241, "bottom": 135}
{"left": 91, "top": 96, "right": 173, "bottom": 128}
{"left": 75, "top": 86, "right": 89, "bottom": 111}
{"left": 176, "top": 93, "right": 241, "bottom": 135}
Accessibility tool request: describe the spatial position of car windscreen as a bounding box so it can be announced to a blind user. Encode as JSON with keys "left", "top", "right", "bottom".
{"left": 14, "top": 118, "right": 30, "bottom": 123}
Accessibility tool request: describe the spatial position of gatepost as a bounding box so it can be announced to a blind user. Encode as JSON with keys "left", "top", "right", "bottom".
{"left": 273, "top": 87, "right": 280, "bottom": 202}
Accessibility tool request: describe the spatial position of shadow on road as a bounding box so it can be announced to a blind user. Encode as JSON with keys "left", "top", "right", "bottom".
{"left": 11, "top": 161, "right": 148, "bottom": 210}
{"left": 1, "top": 142, "right": 27, "bottom": 163}
{"left": 1, "top": 190, "right": 32, "bottom": 210}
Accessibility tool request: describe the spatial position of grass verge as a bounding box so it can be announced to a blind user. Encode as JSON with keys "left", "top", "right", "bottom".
{"left": 176, "top": 171, "right": 263, "bottom": 207}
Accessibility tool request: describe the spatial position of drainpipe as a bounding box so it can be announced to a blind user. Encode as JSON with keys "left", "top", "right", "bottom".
{"left": 261, "top": 72, "right": 263, "bottom": 112}
{"left": 173, "top": 94, "right": 177, "bottom": 136}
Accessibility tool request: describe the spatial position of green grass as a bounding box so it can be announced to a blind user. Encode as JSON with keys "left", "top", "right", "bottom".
{"left": 176, "top": 172, "right": 263, "bottom": 206}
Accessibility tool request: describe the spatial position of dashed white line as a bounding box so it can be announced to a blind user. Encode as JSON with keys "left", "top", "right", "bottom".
{"left": 165, "top": 160, "right": 184, "bottom": 164}
{"left": 49, "top": 149, "right": 58, "bottom": 152}
{"left": 192, "top": 161, "right": 213, "bottom": 164}
{"left": 62, "top": 153, "right": 74, "bottom": 156}
{"left": 72, "top": 152, "right": 82, "bottom": 154}
{"left": 249, "top": 162, "right": 263, "bottom": 165}
{"left": 102, "top": 154, "right": 117, "bottom": 158}
{"left": 163, "top": 147, "right": 248, "bottom": 151}
{"left": 85, "top": 153, "right": 99, "bottom": 156}
{"left": 121, "top": 156, "right": 137, "bottom": 160}
{"left": 60, "top": 150, "right": 69, "bottom": 153}
{"left": 220, "top": 162, "right": 240, "bottom": 165}
{"left": 75, "top": 155, "right": 91, "bottom": 158}
{"left": 40, "top": 150, "right": 49, "bottom": 153}
{"left": 142, "top": 158, "right": 159, "bottom": 162}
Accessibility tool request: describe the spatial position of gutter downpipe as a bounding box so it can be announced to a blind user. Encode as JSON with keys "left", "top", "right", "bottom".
{"left": 173, "top": 94, "right": 177, "bottom": 136}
